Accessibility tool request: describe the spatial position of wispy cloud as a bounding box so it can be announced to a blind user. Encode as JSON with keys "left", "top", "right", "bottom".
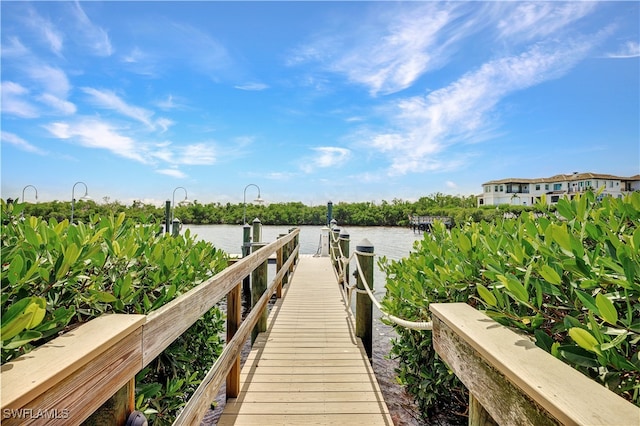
{"left": 1, "top": 131, "right": 47, "bottom": 155}
{"left": 235, "top": 82, "right": 269, "bottom": 91}
{"left": 45, "top": 119, "right": 148, "bottom": 163}
{"left": 26, "top": 6, "right": 64, "bottom": 55}
{"left": 82, "top": 87, "right": 168, "bottom": 130}
{"left": 177, "top": 143, "right": 216, "bottom": 165}
{"left": 496, "top": 2, "right": 597, "bottom": 41}
{"left": 38, "top": 93, "right": 76, "bottom": 115}
{"left": 27, "top": 65, "right": 71, "bottom": 99}
{"left": 606, "top": 40, "right": 640, "bottom": 58}
{"left": 368, "top": 37, "right": 599, "bottom": 175}
{"left": 1, "top": 82, "right": 39, "bottom": 118}
{"left": 156, "top": 168, "right": 186, "bottom": 178}
{"left": 289, "top": 3, "right": 471, "bottom": 96}
{"left": 301, "top": 146, "right": 351, "bottom": 173}
{"left": 70, "top": 1, "right": 113, "bottom": 56}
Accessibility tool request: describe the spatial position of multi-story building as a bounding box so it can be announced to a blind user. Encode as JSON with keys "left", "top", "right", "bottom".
{"left": 477, "top": 172, "right": 640, "bottom": 207}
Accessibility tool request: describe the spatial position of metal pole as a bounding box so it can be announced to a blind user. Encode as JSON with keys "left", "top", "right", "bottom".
{"left": 71, "top": 181, "right": 89, "bottom": 223}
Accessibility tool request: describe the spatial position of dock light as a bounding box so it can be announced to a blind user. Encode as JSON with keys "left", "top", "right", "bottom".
{"left": 243, "top": 184, "right": 263, "bottom": 225}
{"left": 71, "top": 181, "right": 90, "bottom": 223}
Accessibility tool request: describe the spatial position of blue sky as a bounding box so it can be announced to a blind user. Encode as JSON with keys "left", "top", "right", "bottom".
{"left": 2, "top": 1, "right": 639, "bottom": 206}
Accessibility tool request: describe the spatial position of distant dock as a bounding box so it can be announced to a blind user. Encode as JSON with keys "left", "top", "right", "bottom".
{"left": 409, "top": 215, "right": 453, "bottom": 231}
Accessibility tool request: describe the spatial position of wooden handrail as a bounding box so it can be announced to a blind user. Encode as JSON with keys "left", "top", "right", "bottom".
{"left": 429, "top": 303, "right": 640, "bottom": 426}
{"left": 0, "top": 228, "right": 300, "bottom": 425}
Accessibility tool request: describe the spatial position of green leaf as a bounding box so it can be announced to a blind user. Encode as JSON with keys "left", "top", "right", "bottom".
{"left": 595, "top": 293, "right": 618, "bottom": 325}
{"left": 498, "top": 274, "right": 528, "bottom": 304}
{"left": 458, "top": 234, "right": 471, "bottom": 253}
{"left": 476, "top": 284, "right": 497, "bottom": 307}
{"left": 7, "top": 255, "right": 24, "bottom": 285}
{"left": 2, "top": 330, "right": 43, "bottom": 349}
{"left": 90, "top": 290, "right": 118, "bottom": 303}
{"left": 559, "top": 345, "right": 599, "bottom": 368}
{"left": 575, "top": 290, "right": 599, "bottom": 313}
{"left": 534, "top": 329, "right": 553, "bottom": 352}
{"left": 539, "top": 265, "right": 561, "bottom": 285}
{"left": 550, "top": 224, "right": 572, "bottom": 253}
{"left": 568, "top": 328, "right": 600, "bottom": 354}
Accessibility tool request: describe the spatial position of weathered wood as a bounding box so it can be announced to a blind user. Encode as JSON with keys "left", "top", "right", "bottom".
{"left": 1, "top": 314, "right": 144, "bottom": 413}
{"left": 82, "top": 380, "right": 131, "bottom": 426}
{"left": 355, "top": 240, "right": 374, "bottom": 360}
{"left": 1, "top": 316, "right": 144, "bottom": 425}
{"left": 469, "top": 393, "right": 497, "bottom": 426}
{"left": 430, "top": 303, "right": 640, "bottom": 426}
{"left": 251, "top": 242, "right": 268, "bottom": 343}
{"left": 142, "top": 229, "right": 299, "bottom": 366}
{"left": 226, "top": 283, "right": 242, "bottom": 399}
{"left": 339, "top": 231, "right": 350, "bottom": 287}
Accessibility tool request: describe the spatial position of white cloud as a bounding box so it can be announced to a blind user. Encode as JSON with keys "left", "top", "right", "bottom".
{"left": 289, "top": 3, "right": 469, "bottom": 96}
{"left": 156, "top": 168, "right": 186, "bottom": 178}
{"left": 302, "top": 147, "right": 351, "bottom": 173}
{"left": 45, "top": 119, "right": 148, "bottom": 163}
{"left": 27, "top": 65, "right": 71, "bottom": 99}
{"left": 497, "top": 2, "right": 597, "bottom": 41}
{"left": 1, "top": 131, "right": 47, "bottom": 155}
{"left": 607, "top": 41, "right": 640, "bottom": 59}
{"left": 82, "top": 87, "right": 158, "bottom": 129}
{"left": 38, "top": 93, "right": 77, "bottom": 115}
{"left": 235, "top": 82, "right": 269, "bottom": 91}
{"left": 0, "top": 81, "right": 39, "bottom": 118}
{"left": 368, "top": 38, "right": 597, "bottom": 175}
{"left": 178, "top": 143, "right": 216, "bottom": 165}
{"left": 70, "top": 1, "right": 113, "bottom": 56}
{"left": 26, "top": 6, "right": 64, "bottom": 55}
{"left": 1, "top": 37, "right": 29, "bottom": 57}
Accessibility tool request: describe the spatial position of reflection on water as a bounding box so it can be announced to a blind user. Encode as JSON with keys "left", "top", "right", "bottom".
{"left": 186, "top": 224, "right": 428, "bottom": 425}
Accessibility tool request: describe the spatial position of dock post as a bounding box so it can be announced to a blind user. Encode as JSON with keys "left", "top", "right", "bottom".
{"left": 164, "top": 200, "right": 171, "bottom": 234}
{"left": 226, "top": 274, "right": 242, "bottom": 399}
{"left": 276, "top": 234, "right": 286, "bottom": 298}
{"left": 330, "top": 227, "right": 341, "bottom": 276}
{"left": 356, "top": 239, "right": 374, "bottom": 360}
{"left": 339, "top": 230, "right": 350, "bottom": 287}
{"left": 242, "top": 223, "right": 251, "bottom": 298}
{"left": 251, "top": 241, "right": 268, "bottom": 344}
{"left": 252, "top": 217, "right": 262, "bottom": 243}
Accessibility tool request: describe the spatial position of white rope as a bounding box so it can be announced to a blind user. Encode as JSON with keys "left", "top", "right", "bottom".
{"left": 332, "top": 246, "right": 433, "bottom": 331}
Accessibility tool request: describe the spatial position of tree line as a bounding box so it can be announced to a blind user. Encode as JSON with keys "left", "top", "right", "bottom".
{"left": 12, "top": 193, "right": 542, "bottom": 227}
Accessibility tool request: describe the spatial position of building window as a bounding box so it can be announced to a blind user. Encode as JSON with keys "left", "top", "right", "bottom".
{"left": 500, "top": 185, "right": 504, "bottom": 192}
{"left": 535, "top": 184, "right": 540, "bottom": 190}
{"left": 551, "top": 195, "right": 560, "bottom": 202}
{"left": 545, "top": 184, "right": 549, "bottom": 190}
{"left": 553, "top": 183, "right": 562, "bottom": 190}
{"left": 494, "top": 185, "right": 498, "bottom": 192}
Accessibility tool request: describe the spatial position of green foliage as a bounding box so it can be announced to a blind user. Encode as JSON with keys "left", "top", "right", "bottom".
{"left": 380, "top": 191, "right": 640, "bottom": 420}
{"left": 1, "top": 200, "right": 229, "bottom": 424}
{"left": 16, "top": 193, "right": 523, "bottom": 227}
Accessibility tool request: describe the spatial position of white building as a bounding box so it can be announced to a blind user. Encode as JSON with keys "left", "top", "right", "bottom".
{"left": 477, "top": 172, "right": 640, "bottom": 207}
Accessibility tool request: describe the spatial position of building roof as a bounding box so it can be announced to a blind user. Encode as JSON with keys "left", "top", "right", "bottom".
{"left": 482, "top": 172, "right": 638, "bottom": 186}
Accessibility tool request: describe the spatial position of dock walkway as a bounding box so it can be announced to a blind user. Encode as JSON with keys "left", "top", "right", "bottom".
{"left": 218, "top": 255, "right": 392, "bottom": 425}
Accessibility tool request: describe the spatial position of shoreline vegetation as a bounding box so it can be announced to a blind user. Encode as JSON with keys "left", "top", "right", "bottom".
{"left": 11, "top": 193, "right": 544, "bottom": 227}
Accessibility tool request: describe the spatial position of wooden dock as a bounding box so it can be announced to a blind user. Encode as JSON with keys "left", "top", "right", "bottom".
{"left": 218, "top": 255, "right": 392, "bottom": 425}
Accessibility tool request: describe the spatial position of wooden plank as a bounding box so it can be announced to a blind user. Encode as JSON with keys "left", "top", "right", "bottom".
{"left": 218, "top": 413, "right": 393, "bottom": 426}
{"left": 2, "top": 325, "right": 143, "bottom": 425}
{"left": 221, "top": 256, "right": 393, "bottom": 424}
{"left": 1, "top": 314, "right": 145, "bottom": 411}
{"left": 430, "top": 303, "right": 640, "bottom": 426}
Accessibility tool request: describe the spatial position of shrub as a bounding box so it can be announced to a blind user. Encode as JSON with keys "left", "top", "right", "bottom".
{"left": 1, "top": 201, "right": 228, "bottom": 423}
{"left": 380, "top": 191, "right": 640, "bottom": 421}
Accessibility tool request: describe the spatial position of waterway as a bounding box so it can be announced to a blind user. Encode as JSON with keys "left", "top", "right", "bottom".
{"left": 185, "top": 224, "right": 428, "bottom": 425}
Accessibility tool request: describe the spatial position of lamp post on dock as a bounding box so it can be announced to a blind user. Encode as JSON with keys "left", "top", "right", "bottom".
{"left": 71, "top": 181, "right": 90, "bottom": 223}
{"left": 242, "top": 184, "right": 263, "bottom": 225}
{"left": 172, "top": 187, "right": 188, "bottom": 236}
{"left": 21, "top": 185, "right": 38, "bottom": 219}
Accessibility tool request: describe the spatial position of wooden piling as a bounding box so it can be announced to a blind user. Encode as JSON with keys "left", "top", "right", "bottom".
{"left": 355, "top": 239, "right": 374, "bottom": 360}
{"left": 251, "top": 242, "right": 268, "bottom": 344}
{"left": 339, "top": 231, "right": 350, "bottom": 287}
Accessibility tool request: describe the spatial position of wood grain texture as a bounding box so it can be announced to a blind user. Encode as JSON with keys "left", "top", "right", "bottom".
{"left": 218, "top": 256, "right": 393, "bottom": 426}
{"left": 430, "top": 303, "right": 640, "bottom": 426}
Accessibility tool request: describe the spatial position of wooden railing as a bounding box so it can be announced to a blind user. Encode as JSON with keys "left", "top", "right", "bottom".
{"left": 430, "top": 303, "right": 640, "bottom": 425}
{"left": 0, "top": 228, "right": 300, "bottom": 426}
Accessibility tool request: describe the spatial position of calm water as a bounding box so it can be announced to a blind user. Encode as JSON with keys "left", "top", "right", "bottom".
{"left": 185, "top": 224, "right": 428, "bottom": 425}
